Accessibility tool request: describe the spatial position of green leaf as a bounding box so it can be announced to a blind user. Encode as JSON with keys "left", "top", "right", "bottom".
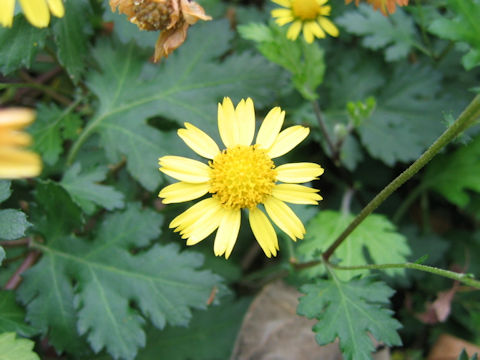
{"left": 298, "top": 277, "right": 402, "bottom": 360}
{"left": 0, "top": 16, "right": 48, "bottom": 75}
{"left": 336, "top": 4, "right": 418, "bottom": 62}
{"left": 423, "top": 135, "right": 480, "bottom": 207}
{"left": 17, "top": 181, "right": 84, "bottom": 353}
{"left": 0, "top": 210, "right": 30, "bottom": 241}
{"left": 52, "top": 0, "right": 93, "bottom": 82}
{"left": 82, "top": 20, "right": 282, "bottom": 190}
{"left": 358, "top": 64, "right": 447, "bottom": 165}
{"left": 0, "top": 248, "right": 4, "bottom": 267}
{"left": 0, "top": 333, "right": 39, "bottom": 360}
{"left": 298, "top": 210, "right": 410, "bottom": 280}
{"left": 29, "top": 103, "right": 83, "bottom": 166}
{"left": 239, "top": 22, "right": 325, "bottom": 100}
{"left": 137, "top": 298, "right": 249, "bottom": 360}
{"left": 0, "top": 292, "right": 37, "bottom": 337}
{"left": 0, "top": 181, "right": 12, "bottom": 203}
{"left": 19, "top": 200, "right": 223, "bottom": 359}
{"left": 61, "top": 163, "right": 124, "bottom": 214}
{"left": 457, "top": 349, "right": 479, "bottom": 360}
{"left": 429, "top": 0, "right": 480, "bottom": 70}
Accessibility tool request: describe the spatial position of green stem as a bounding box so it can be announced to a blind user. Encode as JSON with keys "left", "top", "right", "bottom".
{"left": 323, "top": 94, "right": 480, "bottom": 261}
{"left": 66, "top": 113, "right": 103, "bottom": 165}
{"left": 329, "top": 262, "right": 480, "bottom": 289}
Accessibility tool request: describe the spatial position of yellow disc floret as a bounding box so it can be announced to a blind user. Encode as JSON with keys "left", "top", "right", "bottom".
{"left": 291, "top": 0, "right": 321, "bottom": 20}
{"left": 209, "top": 145, "right": 277, "bottom": 210}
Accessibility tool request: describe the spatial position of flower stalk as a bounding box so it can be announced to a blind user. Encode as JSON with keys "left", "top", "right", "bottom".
{"left": 322, "top": 94, "right": 480, "bottom": 261}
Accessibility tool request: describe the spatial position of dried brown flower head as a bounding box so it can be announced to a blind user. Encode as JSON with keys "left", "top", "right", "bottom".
{"left": 110, "top": 0, "right": 211, "bottom": 61}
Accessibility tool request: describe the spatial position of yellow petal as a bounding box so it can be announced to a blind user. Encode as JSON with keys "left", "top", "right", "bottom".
{"left": 19, "top": 0, "right": 50, "bottom": 27}
{"left": 248, "top": 207, "right": 278, "bottom": 258}
{"left": 303, "top": 22, "right": 315, "bottom": 43}
{"left": 0, "top": 132, "right": 32, "bottom": 147}
{"left": 158, "top": 182, "right": 209, "bottom": 204}
{"left": 0, "top": 108, "right": 35, "bottom": 129}
{"left": 271, "top": 0, "right": 291, "bottom": 7}
{"left": 318, "top": 17, "right": 339, "bottom": 37}
{"left": 170, "top": 198, "right": 218, "bottom": 230}
{"left": 177, "top": 122, "right": 220, "bottom": 159}
{"left": 264, "top": 197, "right": 305, "bottom": 241}
{"left": 276, "top": 162, "right": 324, "bottom": 183}
{"left": 255, "top": 107, "right": 285, "bottom": 150}
{"left": 217, "top": 97, "right": 237, "bottom": 148}
{"left": 0, "top": 147, "right": 42, "bottom": 179}
{"left": 214, "top": 209, "right": 241, "bottom": 259}
{"left": 159, "top": 156, "right": 210, "bottom": 183}
{"left": 275, "top": 16, "right": 294, "bottom": 26}
{"left": 272, "top": 184, "right": 322, "bottom": 205}
{"left": 267, "top": 125, "right": 309, "bottom": 158}
{"left": 286, "top": 20, "right": 302, "bottom": 41}
{"left": 235, "top": 98, "right": 255, "bottom": 146}
{"left": 47, "top": 0, "right": 64, "bottom": 17}
{"left": 271, "top": 9, "right": 293, "bottom": 18}
{"left": 308, "top": 21, "right": 326, "bottom": 39}
{"left": 184, "top": 205, "right": 223, "bottom": 245}
{"left": 0, "top": 0, "right": 15, "bottom": 27}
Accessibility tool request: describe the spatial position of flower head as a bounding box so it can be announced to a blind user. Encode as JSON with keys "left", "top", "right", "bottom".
{"left": 0, "top": 0, "right": 64, "bottom": 28}
{"left": 158, "top": 98, "right": 324, "bottom": 259}
{"left": 345, "top": 0, "right": 409, "bottom": 15}
{"left": 0, "top": 108, "right": 42, "bottom": 179}
{"left": 109, "top": 0, "right": 211, "bottom": 62}
{"left": 271, "top": 0, "right": 339, "bottom": 43}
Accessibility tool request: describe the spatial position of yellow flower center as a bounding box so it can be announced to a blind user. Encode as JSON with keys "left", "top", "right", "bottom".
{"left": 209, "top": 145, "right": 277, "bottom": 210}
{"left": 291, "top": 0, "right": 321, "bottom": 20}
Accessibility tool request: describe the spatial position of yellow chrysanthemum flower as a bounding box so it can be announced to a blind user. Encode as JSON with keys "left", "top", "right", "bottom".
{"left": 158, "top": 97, "right": 324, "bottom": 259}
{"left": 0, "top": 108, "right": 42, "bottom": 179}
{"left": 271, "top": 0, "right": 339, "bottom": 43}
{"left": 0, "top": 0, "right": 65, "bottom": 28}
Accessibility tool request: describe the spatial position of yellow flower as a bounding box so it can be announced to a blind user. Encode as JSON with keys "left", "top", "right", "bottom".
{"left": 0, "top": 108, "right": 42, "bottom": 179}
{"left": 0, "top": 0, "right": 65, "bottom": 28}
{"left": 158, "top": 97, "right": 324, "bottom": 259}
{"left": 271, "top": 0, "right": 339, "bottom": 43}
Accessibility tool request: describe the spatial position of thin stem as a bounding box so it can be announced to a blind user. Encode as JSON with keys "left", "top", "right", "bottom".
{"left": 323, "top": 94, "right": 480, "bottom": 261}
{"left": 67, "top": 113, "right": 102, "bottom": 165}
{"left": 3, "top": 251, "right": 41, "bottom": 290}
{"left": 312, "top": 100, "right": 337, "bottom": 159}
{"left": 0, "top": 238, "right": 30, "bottom": 248}
{"left": 329, "top": 262, "right": 480, "bottom": 289}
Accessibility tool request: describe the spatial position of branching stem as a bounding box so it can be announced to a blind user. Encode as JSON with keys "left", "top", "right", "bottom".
{"left": 322, "top": 94, "right": 480, "bottom": 261}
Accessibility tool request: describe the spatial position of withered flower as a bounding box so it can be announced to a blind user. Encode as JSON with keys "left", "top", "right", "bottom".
{"left": 345, "top": 0, "right": 409, "bottom": 15}
{"left": 110, "top": 0, "right": 211, "bottom": 61}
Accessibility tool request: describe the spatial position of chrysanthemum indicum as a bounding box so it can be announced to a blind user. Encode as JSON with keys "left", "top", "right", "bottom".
{"left": 271, "top": 0, "right": 339, "bottom": 43}
{"left": 345, "top": 0, "right": 409, "bottom": 15}
{"left": 0, "top": 108, "right": 42, "bottom": 179}
{"left": 0, "top": 0, "right": 64, "bottom": 28}
{"left": 158, "top": 97, "right": 324, "bottom": 259}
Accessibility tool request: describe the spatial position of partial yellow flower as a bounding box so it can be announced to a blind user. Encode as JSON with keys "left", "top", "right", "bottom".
{"left": 158, "top": 97, "right": 324, "bottom": 259}
{"left": 0, "top": 0, "right": 65, "bottom": 28}
{"left": 109, "top": 0, "right": 211, "bottom": 62}
{"left": 271, "top": 0, "right": 339, "bottom": 43}
{"left": 0, "top": 108, "right": 42, "bottom": 179}
{"left": 345, "top": 0, "right": 409, "bottom": 15}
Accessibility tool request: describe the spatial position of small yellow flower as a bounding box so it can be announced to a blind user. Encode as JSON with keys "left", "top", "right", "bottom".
{"left": 271, "top": 0, "right": 339, "bottom": 43}
{"left": 158, "top": 97, "right": 324, "bottom": 259}
{"left": 0, "top": 0, "right": 65, "bottom": 28}
{"left": 0, "top": 108, "right": 42, "bottom": 179}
